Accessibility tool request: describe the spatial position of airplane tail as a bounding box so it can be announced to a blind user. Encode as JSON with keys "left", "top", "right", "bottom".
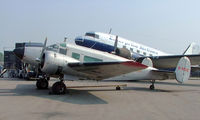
{"left": 175, "top": 57, "right": 191, "bottom": 83}
{"left": 183, "top": 43, "right": 200, "bottom": 55}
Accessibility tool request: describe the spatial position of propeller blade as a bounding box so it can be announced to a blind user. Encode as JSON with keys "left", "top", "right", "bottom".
{"left": 36, "top": 37, "right": 47, "bottom": 63}
{"left": 114, "top": 35, "right": 118, "bottom": 53}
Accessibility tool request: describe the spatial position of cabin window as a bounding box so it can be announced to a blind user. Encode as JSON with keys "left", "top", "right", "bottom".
{"left": 149, "top": 54, "right": 153, "bottom": 57}
{"left": 130, "top": 48, "right": 133, "bottom": 52}
{"left": 137, "top": 50, "right": 140, "bottom": 53}
{"left": 143, "top": 52, "right": 146, "bottom": 56}
{"left": 84, "top": 56, "right": 102, "bottom": 62}
{"left": 59, "top": 48, "right": 67, "bottom": 55}
{"left": 72, "top": 52, "right": 80, "bottom": 60}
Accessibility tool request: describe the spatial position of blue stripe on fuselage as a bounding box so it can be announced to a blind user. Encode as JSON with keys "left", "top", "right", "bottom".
{"left": 75, "top": 38, "right": 115, "bottom": 53}
{"left": 75, "top": 38, "right": 144, "bottom": 59}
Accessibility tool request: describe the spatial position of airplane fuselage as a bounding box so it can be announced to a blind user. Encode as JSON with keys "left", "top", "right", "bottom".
{"left": 75, "top": 32, "right": 169, "bottom": 58}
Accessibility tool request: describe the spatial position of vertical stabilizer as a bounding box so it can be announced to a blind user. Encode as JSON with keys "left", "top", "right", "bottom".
{"left": 175, "top": 57, "right": 191, "bottom": 83}
{"left": 183, "top": 43, "right": 200, "bottom": 55}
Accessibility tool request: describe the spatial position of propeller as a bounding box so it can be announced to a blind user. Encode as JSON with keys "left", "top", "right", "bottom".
{"left": 113, "top": 35, "right": 118, "bottom": 53}
{"left": 36, "top": 37, "right": 47, "bottom": 63}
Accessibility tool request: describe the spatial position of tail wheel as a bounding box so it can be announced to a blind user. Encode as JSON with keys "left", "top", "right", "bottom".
{"left": 52, "top": 81, "right": 66, "bottom": 94}
{"left": 149, "top": 85, "right": 155, "bottom": 90}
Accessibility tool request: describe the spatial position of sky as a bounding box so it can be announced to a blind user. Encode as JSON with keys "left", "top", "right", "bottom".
{"left": 0, "top": 0, "right": 200, "bottom": 54}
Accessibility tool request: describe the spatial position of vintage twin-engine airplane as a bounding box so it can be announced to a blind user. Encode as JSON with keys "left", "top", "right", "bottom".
{"left": 13, "top": 38, "right": 191, "bottom": 94}
{"left": 75, "top": 31, "right": 200, "bottom": 71}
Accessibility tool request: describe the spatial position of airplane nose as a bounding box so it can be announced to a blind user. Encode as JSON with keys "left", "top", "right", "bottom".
{"left": 13, "top": 48, "right": 24, "bottom": 60}
{"left": 75, "top": 36, "right": 84, "bottom": 42}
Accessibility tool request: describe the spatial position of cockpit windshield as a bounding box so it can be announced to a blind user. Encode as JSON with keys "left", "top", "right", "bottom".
{"left": 46, "top": 44, "right": 59, "bottom": 52}
{"left": 46, "top": 43, "right": 67, "bottom": 55}
{"left": 85, "top": 32, "right": 99, "bottom": 39}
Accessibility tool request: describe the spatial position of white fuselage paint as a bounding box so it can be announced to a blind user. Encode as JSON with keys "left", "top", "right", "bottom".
{"left": 42, "top": 43, "right": 160, "bottom": 81}
{"left": 79, "top": 32, "right": 170, "bottom": 57}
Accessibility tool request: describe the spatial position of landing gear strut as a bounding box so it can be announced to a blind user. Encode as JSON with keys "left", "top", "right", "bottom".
{"left": 51, "top": 76, "right": 67, "bottom": 94}
{"left": 36, "top": 78, "right": 49, "bottom": 89}
{"left": 149, "top": 80, "right": 155, "bottom": 90}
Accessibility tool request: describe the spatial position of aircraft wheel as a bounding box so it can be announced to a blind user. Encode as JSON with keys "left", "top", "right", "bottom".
{"left": 52, "top": 81, "right": 66, "bottom": 94}
{"left": 149, "top": 85, "right": 155, "bottom": 90}
{"left": 36, "top": 78, "right": 49, "bottom": 89}
{"left": 116, "top": 86, "right": 121, "bottom": 90}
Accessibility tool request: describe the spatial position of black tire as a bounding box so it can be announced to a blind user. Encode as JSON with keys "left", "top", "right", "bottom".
{"left": 116, "top": 86, "right": 121, "bottom": 90}
{"left": 52, "top": 82, "right": 66, "bottom": 94}
{"left": 150, "top": 85, "right": 155, "bottom": 90}
{"left": 36, "top": 79, "right": 49, "bottom": 89}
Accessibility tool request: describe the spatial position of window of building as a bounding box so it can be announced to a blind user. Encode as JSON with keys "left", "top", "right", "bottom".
{"left": 84, "top": 56, "right": 102, "bottom": 62}
{"left": 143, "top": 52, "right": 146, "bottom": 56}
{"left": 72, "top": 52, "right": 80, "bottom": 60}
{"left": 137, "top": 50, "right": 140, "bottom": 53}
{"left": 130, "top": 48, "right": 133, "bottom": 52}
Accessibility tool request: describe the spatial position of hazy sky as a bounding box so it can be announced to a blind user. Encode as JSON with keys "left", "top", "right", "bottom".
{"left": 0, "top": 0, "right": 200, "bottom": 54}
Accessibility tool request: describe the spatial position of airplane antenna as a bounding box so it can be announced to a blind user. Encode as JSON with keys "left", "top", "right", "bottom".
{"left": 109, "top": 28, "right": 112, "bottom": 34}
{"left": 64, "top": 37, "right": 67, "bottom": 42}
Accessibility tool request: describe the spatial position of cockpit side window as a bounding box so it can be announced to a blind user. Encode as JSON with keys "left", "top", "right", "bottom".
{"left": 85, "top": 33, "right": 95, "bottom": 37}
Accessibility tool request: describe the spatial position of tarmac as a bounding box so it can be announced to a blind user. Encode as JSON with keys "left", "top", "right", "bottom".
{"left": 0, "top": 77, "right": 200, "bottom": 120}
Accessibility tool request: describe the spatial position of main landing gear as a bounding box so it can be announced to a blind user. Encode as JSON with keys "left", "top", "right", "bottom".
{"left": 36, "top": 78, "right": 49, "bottom": 89}
{"left": 51, "top": 76, "right": 67, "bottom": 94}
{"left": 36, "top": 74, "right": 67, "bottom": 94}
{"left": 149, "top": 80, "right": 155, "bottom": 90}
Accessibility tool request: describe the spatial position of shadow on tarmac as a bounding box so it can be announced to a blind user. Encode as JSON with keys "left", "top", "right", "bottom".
{"left": 0, "top": 84, "right": 108, "bottom": 105}
{"left": 112, "top": 79, "right": 200, "bottom": 88}
{"left": 0, "top": 78, "right": 200, "bottom": 105}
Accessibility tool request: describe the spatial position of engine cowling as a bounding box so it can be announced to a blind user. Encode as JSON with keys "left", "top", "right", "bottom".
{"left": 115, "top": 48, "right": 132, "bottom": 59}
{"left": 40, "top": 51, "right": 79, "bottom": 75}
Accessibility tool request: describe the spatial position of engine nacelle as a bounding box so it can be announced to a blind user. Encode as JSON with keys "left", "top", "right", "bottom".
{"left": 40, "top": 51, "right": 79, "bottom": 75}
{"left": 115, "top": 48, "right": 132, "bottom": 59}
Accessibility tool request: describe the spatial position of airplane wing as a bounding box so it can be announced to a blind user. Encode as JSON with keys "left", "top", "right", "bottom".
{"left": 137, "top": 54, "right": 200, "bottom": 70}
{"left": 68, "top": 61, "right": 148, "bottom": 80}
